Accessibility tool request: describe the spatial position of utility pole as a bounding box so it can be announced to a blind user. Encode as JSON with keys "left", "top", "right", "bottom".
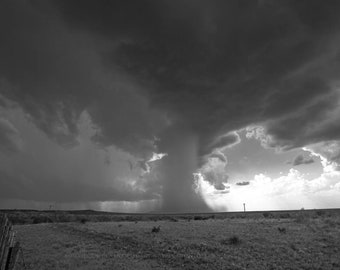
{"left": 243, "top": 203, "right": 246, "bottom": 212}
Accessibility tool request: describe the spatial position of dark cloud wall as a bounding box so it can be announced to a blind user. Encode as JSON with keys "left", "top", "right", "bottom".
{"left": 49, "top": 0, "right": 340, "bottom": 154}
{"left": 0, "top": 0, "right": 166, "bottom": 157}
{"left": 2, "top": 0, "right": 340, "bottom": 157}
{"left": 1, "top": 0, "right": 340, "bottom": 210}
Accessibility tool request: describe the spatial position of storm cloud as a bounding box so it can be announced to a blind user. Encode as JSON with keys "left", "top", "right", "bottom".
{"left": 1, "top": 0, "right": 340, "bottom": 211}
{"left": 236, "top": 181, "right": 250, "bottom": 186}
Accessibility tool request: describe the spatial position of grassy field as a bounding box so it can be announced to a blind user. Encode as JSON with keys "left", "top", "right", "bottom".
{"left": 4, "top": 209, "right": 340, "bottom": 269}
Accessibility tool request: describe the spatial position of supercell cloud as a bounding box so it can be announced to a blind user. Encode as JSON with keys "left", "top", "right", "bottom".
{"left": 1, "top": 0, "right": 340, "bottom": 211}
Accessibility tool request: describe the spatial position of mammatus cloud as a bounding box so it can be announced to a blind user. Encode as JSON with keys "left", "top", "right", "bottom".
{"left": 1, "top": 0, "right": 340, "bottom": 211}
{"left": 290, "top": 154, "right": 314, "bottom": 166}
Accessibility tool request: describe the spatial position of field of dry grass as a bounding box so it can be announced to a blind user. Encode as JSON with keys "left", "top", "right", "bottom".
{"left": 10, "top": 210, "right": 340, "bottom": 269}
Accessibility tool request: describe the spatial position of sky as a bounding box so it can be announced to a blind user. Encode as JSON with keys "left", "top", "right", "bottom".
{"left": 1, "top": 0, "right": 340, "bottom": 212}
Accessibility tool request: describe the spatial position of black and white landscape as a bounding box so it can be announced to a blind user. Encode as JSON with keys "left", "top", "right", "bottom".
{"left": 1, "top": 1, "right": 340, "bottom": 269}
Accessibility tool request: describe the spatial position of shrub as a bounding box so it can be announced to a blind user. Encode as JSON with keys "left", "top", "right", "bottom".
{"left": 323, "top": 218, "right": 336, "bottom": 227}
{"left": 32, "top": 216, "right": 53, "bottom": 224}
{"left": 150, "top": 216, "right": 160, "bottom": 222}
{"left": 290, "top": 243, "right": 297, "bottom": 251}
{"left": 96, "top": 215, "right": 112, "bottom": 222}
{"left": 8, "top": 215, "right": 30, "bottom": 225}
{"left": 194, "top": 215, "right": 210, "bottom": 221}
{"left": 295, "top": 213, "right": 309, "bottom": 223}
{"left": 316, "top": 210, "right": 325, "bottom": 217}
{"left": 279, "top": 213, "right": 291, "bottom": 219}
{"left": 56, "top": 214, "right": 72, "bottom": 223}
{"left": 228, "top": 236, "right": 241, "bottom": 245}
{"left": 151, "top": 225, "right": 161, "bottom": 233}
{"left": 221, "top": 235, "right": 241, "bottom": 245}
{"left": 263, "top": 212, "right": 272, "bottom": 218}
{"left": 277, "top": 227, "right": 286, "bottom": 234}
{"left": 79, "top": 218, "right": 87, "bottom": 224}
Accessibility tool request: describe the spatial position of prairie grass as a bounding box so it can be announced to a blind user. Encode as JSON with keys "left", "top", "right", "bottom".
{"left": 13, "top": 211, "right": 340, "bottom": 269}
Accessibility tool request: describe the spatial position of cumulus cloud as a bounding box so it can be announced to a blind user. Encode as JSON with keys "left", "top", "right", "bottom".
{"left": 199, "top": 154, "right": 229, "bottom": 191}
{"left": 198, "top": 168, "right": 340, "bottom": 211}
{"left": 252, "top": 168, "right": 340, "bottom": 196}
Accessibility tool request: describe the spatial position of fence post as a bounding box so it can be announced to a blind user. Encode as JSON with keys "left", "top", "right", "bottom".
{"left": 0, "top": 214, "right": 21, "bottom": 270}
{"left": 7, "top": 242, "right": 20, "bottom": 270}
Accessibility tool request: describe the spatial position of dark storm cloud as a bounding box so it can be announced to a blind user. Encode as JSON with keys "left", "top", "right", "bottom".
{"left": 214, "top": 182, "right": 228, "bottom": 191}
{"left": 1, "top": 0, "right": 340, "bottom": 157}
{"left": 2, "top": 0, "right": 340, "bottom": 209}
{"left": 290, "top": 154, "right": 314, "bottom": 166}
{"left": 0, "top": 0, "right": 165, "bottom": 157}
{"left": 51, "top": 0, "right": 340, "bottom": 154}
{"left": 236, "top": 181, "right": 250, "bottom": 186}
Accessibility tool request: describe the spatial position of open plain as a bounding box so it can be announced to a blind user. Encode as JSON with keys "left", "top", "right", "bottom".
{"left": 3, "top": 209, "right": 339, "bottom": 270}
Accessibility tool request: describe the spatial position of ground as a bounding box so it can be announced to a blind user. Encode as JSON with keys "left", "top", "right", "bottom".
{"left": 10, "top": 210, "right": 340, "bottom": 270}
